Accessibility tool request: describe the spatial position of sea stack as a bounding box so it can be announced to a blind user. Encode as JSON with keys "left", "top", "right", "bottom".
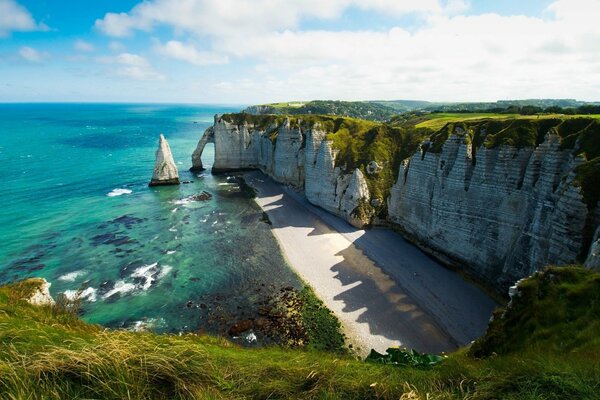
{"left": 149, "top": 134, "right": 180, "bottom": 187}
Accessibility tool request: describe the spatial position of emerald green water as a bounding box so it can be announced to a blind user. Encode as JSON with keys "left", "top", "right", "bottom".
{"left": 0, "top": 103, "right": 301, "bottom": 339}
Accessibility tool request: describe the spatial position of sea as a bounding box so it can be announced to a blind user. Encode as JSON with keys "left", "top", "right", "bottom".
{"left": 0, "top": 103, "right": 301, "bottom": 340}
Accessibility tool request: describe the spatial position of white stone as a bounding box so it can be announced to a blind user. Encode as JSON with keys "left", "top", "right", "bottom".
{"left": 28, "top": 279, "right": 55, "bottom": 306}
{"left": 150, "top": 134, "right": 179, "bottom": 186}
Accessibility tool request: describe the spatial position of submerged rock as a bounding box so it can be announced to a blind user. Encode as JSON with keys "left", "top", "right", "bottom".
{"left": 149, "top": 134, "right": 180, "bottom": 187}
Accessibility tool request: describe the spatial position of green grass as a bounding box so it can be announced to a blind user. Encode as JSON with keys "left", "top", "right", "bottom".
{"left": 1, "top": 267, "right": 599, "bottom": 399}
{"left": 414, "top": 113, "right": 600, "bottom": 131}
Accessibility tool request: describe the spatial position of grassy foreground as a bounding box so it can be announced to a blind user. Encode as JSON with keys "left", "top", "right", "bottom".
{"left": 1, "top": 267, "right": 599, "bottom": 399}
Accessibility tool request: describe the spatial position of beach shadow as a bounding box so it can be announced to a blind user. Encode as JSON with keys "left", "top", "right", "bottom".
{"left": 243, "top": 170, "right": 497, "bottom": 353}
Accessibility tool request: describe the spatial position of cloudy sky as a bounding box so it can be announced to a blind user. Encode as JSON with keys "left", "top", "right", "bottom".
{"left": 0, "top": 0, "right": 599, "bottom": 104}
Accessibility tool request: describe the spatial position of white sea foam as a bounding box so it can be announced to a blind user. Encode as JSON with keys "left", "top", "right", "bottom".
{"left": 63, "top": 287, "right": 98, "bottom": 302}
{"left": 128, "top": 317, "right": 167, "bottom": 332}
{"left": 172, "top": 198, "right": 192, "bottom": 205}
{"left": 171, "top": 208, "right": 178, "bottom": 213}
{"left": 166, "top": 250, "right": 176, "bottom": 255}
{"left": 58, "top": 270, "right": 86, "bottom": 282}
{"left": 102, "top": 280, "right": 137, "bottom": 299}
{"left": 169, "top": 226, "right": 178, "bottom": 232}
{"left": 107, "top": 188, "right": 132, "bottom": 197}
{"left": 131, "top": 262, "right": 159, "bottom": 290}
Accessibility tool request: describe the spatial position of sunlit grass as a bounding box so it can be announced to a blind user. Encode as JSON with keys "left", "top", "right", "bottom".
{"left": 1, "top": 267, "right": 598, "bottom": 399}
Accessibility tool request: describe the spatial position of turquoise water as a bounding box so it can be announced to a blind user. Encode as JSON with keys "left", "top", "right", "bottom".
{"left": 0, "top": 103, "right": 301, "bottom": 339}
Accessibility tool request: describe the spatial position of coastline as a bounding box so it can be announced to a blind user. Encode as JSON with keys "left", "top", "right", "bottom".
{"left": 244, "top": 170, "right": 498, "bottom": 356}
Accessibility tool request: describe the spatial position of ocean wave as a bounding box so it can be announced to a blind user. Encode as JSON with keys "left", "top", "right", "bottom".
{"left": 63, "top": 287, "right": 98, "bottom": 302}
{"left": 131, "top": 262, "right": 159, "bottom": 290}
{"left": 58, "top": 270, "right": 86, "bottom": 282}
{"left": 128, "top": 317, "right": 167, "bottom": 332}
{"left": 107, "top": 188, "right": 132, "bottom": 197}
{"left": 102, "top": 280, "right": 137, "bottom": 299}
{"left": 166, "top": 250, "right": 176, "bottom": 255}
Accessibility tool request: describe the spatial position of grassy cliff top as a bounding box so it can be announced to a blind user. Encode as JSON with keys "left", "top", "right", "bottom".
{"left": 1, "top": 266, "right": 599, "bottom": 399}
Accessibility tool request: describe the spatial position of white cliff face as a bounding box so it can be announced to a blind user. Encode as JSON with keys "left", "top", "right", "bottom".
{"left": 388, "top": 131, "right": 593, "bottom": 289}
{"left": 150, "top": 134, "right": 180, "bottom": 186}
{"left": 27, "top": 278, "right": 55, "bottom": 306}
{"left": 191, "top": 126, "right": 214, "bottom": 171}
{"left": 201, "top": 116, "right": 372, "bottom": 227}
{"left": 198, "top": 115, "right": 598, "bottom": 290}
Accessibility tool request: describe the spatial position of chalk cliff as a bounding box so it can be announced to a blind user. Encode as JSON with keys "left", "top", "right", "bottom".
{"left": 149, "top": 134, "right": 180, "bottom": 186}
{"left": 388, "top": 130, "right": 592, "bottom": 288}
{"left": 191, "top": 126, "right": 214, "bottom": 172}
{"left": 193, "top": 114, "right": 600, "bottom": 291}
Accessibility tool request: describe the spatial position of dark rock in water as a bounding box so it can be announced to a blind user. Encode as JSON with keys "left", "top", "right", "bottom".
{"left": 186, "top": 301, "right": 193, "bottom": 308}
{"left": 226, "top": 176, "right": 241, "bottom": 184}
{"left": 98, "top": 280, "right": 115, "bottom": 296}
{"left": 91, "top": 232, "right": 137, "bottom": 247}
{"left": 228, "top": 319, "right": 254, "bottom": 336}
{"left": 111, "top": 215, "right": 146, "bottom": 229}
{"left": 26, "top": 264, "right": 45, "bottom": 272}
{"left": 181, "top": 180, "right": 194, "bottom": 184}
{"left": 191, "top": 191, "right": 212, "bottom": 201}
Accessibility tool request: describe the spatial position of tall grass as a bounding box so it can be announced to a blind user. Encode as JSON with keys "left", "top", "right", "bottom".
{"left": 1, "top": 268, "right": 598, "bottom": 399}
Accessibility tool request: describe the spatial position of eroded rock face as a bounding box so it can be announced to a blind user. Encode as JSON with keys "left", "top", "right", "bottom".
{"left": 585, "top": 226, "right": 600, "bottom": 270}
{"left": 207, "top": 117, "right": 371, "bottom": 227}
{"left": 149, "top": 134, "right": 180, "bottom": 186}
{"left": 27, "top": 278, "right": 55, "bottom": 306}
{"left": 190, "top": 126, "right": 214, "bottom": 172}
{"left": 387, "top": 131, "right": 594, "bottom": 289}
{"left": 203, "top": 116, "right": 599, "bottom": 291}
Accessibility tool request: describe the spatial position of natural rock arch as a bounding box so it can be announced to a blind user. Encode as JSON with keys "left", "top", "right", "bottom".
{"left": 190, "top": 125, "right": 214, "bottom": 172}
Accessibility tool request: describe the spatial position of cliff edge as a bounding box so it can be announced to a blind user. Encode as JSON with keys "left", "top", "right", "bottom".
{"left": 192, "top": 113, "right": 600, "bottom": 293}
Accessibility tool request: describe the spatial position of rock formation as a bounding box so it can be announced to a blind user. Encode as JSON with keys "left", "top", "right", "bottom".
{"left": 149, "top": 134, "right": 180, "bottom": 186}
{"left": 27, "top": 278, "right": 55, "bottom": 306}
{"left": 192, "top": 115, "right": 371, "bottom": 228}
{"left": 190, "top": 126, "right": 214, "bottom": 172}
{"left": 387, "top": 130, "right": 591, "bottom": 288}
{"left": 192, "top": 114, "right": 600, "bottom": 292}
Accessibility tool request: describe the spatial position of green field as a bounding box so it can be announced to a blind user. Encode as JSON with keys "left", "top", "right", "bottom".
{"left": 415, "top": 113, "right": 600, "bottom": 131}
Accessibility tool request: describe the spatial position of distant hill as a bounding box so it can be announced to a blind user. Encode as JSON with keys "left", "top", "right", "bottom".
{"left": 243, "top": 99, "right": 600, "bottom": 121}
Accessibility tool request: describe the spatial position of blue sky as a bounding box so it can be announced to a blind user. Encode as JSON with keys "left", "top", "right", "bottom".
{"left": 0, "top": 0, "right": 598, "bottom": 103}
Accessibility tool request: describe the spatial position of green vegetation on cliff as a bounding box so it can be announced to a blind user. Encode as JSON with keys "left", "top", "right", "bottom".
{"left": 1, "top": 267, "right": 598, "bottom": 399}
{"left": 220, "top": 113, "right": 431, "bottom": 212}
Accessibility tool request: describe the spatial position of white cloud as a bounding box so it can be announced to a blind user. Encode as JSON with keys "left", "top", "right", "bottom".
{"left": 94, "top": 0, "right": 450, "bottom": 38}
{"left": 109, "top": 41, "right": 125, "bottom": 52}
{"left": 19, "top": 46, "right": 48, "bottom": 63}
{"left": 92, "top": 0, "right": 600, "bottom": 102}
{"left": 154, "top": 40, "right": 228, "bottom": 65}
{"left": 0, "top": 0, "right": 47, "bottom": 37}
{"left": 74, "top": 39, "right": 95, "bottom": 52}
{"left": 99, "top": 52, "right": 165, "bottom": 81}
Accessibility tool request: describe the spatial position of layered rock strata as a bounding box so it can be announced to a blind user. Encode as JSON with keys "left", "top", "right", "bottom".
{"left": 149, "top": 134, "right": 180, "bottom": 186}
{"left": 193, "top": 115, "right": 599, "bottom": 291}
{"left": 193, "top": 116, "right": 371, "bottom": 228}
{"left": 388, "top": 130, "right": 595, "bottom": 288}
